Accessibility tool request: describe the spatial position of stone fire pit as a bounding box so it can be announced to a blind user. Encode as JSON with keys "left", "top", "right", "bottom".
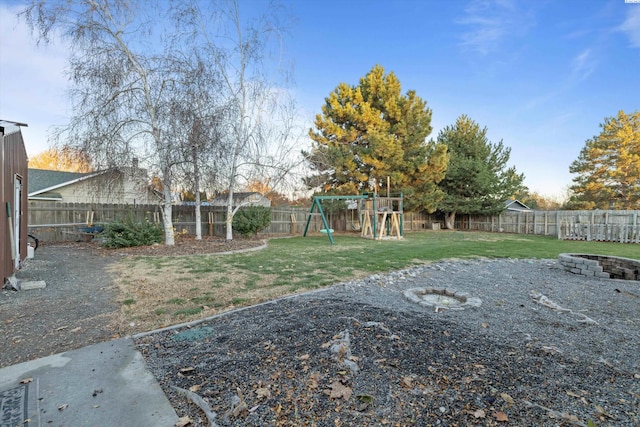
{"left": 404, "top": 287, "right": 482, "bottom": 311}
{"left": 558, "top": 253, "right": 640, "bottom": 280}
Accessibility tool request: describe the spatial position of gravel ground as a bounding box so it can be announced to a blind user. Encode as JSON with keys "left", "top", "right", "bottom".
{"left": 0, "top": 243, "right": 119, "bottom": 367}
{"left": 137, "top": 258, "right": 640, "bottom": 427}
{"left": 0, "top": 237, "right": 263, "bottom": 367}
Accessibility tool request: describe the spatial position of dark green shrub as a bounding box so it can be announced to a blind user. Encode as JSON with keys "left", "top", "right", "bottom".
{"left": 101, "top": 218, "right": 163, "bottom": 248}
{"left": 232, "top": 206, "right": 271, "bottom": 237}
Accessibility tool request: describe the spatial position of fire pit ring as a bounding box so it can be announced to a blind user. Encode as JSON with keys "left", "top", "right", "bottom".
{"left": 404, "top": 287, "right": 482, "bottom": 311}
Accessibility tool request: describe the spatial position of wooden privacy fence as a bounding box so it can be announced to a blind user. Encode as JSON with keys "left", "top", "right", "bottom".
{"left": 455, "top": 209, "right": 640, "bottom": 244}
{"left": 27, "top": 201, "right": 640, "bottom": 244}
{"left": 27, "top": 201, "right": 314, "bottom": 242}
{"left": 556, "top": 210, "right": 640, "bottom": 243}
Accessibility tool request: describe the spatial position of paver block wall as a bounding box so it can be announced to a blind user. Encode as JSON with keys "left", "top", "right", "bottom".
{"left": 558, "top": 253, "right": 640, "bottom": 280}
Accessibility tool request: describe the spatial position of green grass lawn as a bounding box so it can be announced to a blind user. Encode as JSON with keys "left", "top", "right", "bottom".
{"left": 116, "top": 230, "right": 640, "bottom": 331}
{"left": 154, "top": 230, "right": 640, "bottom": 290}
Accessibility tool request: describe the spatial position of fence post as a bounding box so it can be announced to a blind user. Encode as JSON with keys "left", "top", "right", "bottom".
{"left": 290, "top": 213, "right": 297, "bottom": 235}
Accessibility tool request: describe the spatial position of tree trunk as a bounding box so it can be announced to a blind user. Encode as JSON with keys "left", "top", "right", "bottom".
{"left": 226, "top": 190, "right": 234, "bottom": 240}
{"left": 162, "top": 184, "right": 175, "bottom": 245}
{"left": 195, "top": 191, "right": 202, "bottom": 240}
{"left": 193, "top": 150, "right": 202, "bottom": 240}
{"left": 444, "top": 212, "right": 456, "bottom": 230}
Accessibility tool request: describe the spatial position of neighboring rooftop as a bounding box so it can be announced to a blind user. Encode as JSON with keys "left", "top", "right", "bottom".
{"left": 28, "top": 168, "right": 92, "bottom": 195}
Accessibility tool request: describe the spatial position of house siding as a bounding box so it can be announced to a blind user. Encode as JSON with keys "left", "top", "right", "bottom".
{"left": 1, "top": 128, "right": 29, "bottom": 284}
{"left": 31, "top": 168, "right": 156, "bottom": 205}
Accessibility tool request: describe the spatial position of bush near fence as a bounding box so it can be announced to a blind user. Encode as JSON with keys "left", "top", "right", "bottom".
{"left": 27, "top": 201, "right": 640, "bottom": 244}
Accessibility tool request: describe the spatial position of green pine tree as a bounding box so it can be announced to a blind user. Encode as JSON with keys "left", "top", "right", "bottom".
{"left": 303, "top": 65, "right": 448, "bottom": 212}
{"left": 436, "top": 115, "right": 525, "bottom": 229}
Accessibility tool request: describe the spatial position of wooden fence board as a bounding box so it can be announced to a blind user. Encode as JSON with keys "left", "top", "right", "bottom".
{"left": 27, "top": 201, "right": 640, "bottom": 244}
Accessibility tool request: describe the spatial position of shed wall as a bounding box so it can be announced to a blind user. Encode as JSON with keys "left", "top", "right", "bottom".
{"left": 1, "top": 129, "right": 29, "bottom": 283}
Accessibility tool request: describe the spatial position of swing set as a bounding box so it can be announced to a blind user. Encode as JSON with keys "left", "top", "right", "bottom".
{"left": 303, "top": 193, "right": 404, "bottom": 244}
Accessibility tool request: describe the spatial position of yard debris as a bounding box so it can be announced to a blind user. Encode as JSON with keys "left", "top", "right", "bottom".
{"left": 230, "top": 387, "right": 249, "bottom": 418}
{"left": 523, "top": 400, "right": 587, "bottom": 426}
{"left": 326, "top": 380, "right": 352, "bottom": 401}
{"left": 326, "top": 329, "right": 359, "bottom": 374}
{"left": 171, "top": 386, "right": 219, "bottom": 427}
{"left": 175, "top": 415, "right": 192, "bottom": 427}
{"left": 493, "top": 411, "right": 509, "bottom": 422}
{"left": 530, "top": 291, "right": 598, "bottom": 325}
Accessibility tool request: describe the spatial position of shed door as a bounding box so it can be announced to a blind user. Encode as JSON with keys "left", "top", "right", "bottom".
{"left": 14, "top": 175, "right": 22, "bottom": 269}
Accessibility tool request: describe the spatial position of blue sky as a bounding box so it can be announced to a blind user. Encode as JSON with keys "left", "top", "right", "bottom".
{"left": 1, "top": 0, "right": 639, "bottom": 199}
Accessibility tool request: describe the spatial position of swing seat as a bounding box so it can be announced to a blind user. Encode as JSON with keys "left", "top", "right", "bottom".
{"left": 319, "top": 229, "right": 334, "bottom": 234}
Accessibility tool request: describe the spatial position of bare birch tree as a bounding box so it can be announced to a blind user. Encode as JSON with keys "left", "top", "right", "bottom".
{"left": 21, "top": 0, "right": 183, "bottom": 245}
{"left": 166, "top": 53, "right": 227, "bottom": 240}
{"left": 175, "top": 0, "right": 299, "bottom": 240}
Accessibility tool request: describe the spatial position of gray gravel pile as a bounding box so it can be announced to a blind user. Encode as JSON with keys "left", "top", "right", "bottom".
{"left": 139, "top": 258, "right": 639, "bottom": 426}
{"left": 321, "top": 258, "right": 639, "bottom": 376}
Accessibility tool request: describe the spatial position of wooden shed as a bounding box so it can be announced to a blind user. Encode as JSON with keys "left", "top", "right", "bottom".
{"left": 1, "top": 120, "right": 29, "bottom": 286}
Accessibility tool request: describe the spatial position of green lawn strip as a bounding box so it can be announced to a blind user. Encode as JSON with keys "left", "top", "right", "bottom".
{"left": 118, "top": 231, "right": 640, "bottom": 327}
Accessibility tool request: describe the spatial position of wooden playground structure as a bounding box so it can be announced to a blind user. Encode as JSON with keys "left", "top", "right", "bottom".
{"left": 303, "top": 193, "right": 404, "bottom": 244}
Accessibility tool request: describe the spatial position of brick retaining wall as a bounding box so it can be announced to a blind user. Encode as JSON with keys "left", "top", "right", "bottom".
{"left": 558, "top": 253, "right": 640, "bottom": 280}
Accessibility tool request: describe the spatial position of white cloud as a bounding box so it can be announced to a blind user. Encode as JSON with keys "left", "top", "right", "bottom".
{"left": 618, "top": 6, "right": 640, "bottom": 48}
{"left": 456, "top": 0, "right": 535, "bottom": 55}
{"left": 571, "top": 48, "right": 596, "bottom": 81}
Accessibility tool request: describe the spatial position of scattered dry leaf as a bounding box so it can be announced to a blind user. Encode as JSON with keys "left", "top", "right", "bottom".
{"left": 255, "top": 387, "right": 271, "bottom": 400}
{"left": 188, "top": 384, "right": 201, "bottom": 393}
{"left": 500, "top": 392, "right": 514, "bottom": 405}
{"left": 473, "top": 409, "right": 486, "bottom": 418}
{"left": 179, "top": 367, "right": 195, "bottom": 374}
{"left": 19, "top": 378, "right": 33, "bottom": 384}
{"left": 58, "top": 404, "right": 68, "bottom": 411}
{"left": 493, "top": 411, "right": 509, "bottom": 422}
{"left": 175, "top": 415, "right": 192, "bottom": 426}
{"left": 566, "top": 391, "right": 581, "bottom": 398}
{"left": 400, "top": 377, "right": 414, "bottom": 388}
{"left": 70, "top": 327, "right": 82, "bottom": 333}
{"left": 482, "top": 322, "right": 489, "bottom": 328}
{"left": 307, "top": 373, "right": 321, "bottom": 389}
{"left": 326, "top": 381, "right": 352, "bottom": 400}
{"left": 299, "top": 354, "right": 310, "bottom": 360}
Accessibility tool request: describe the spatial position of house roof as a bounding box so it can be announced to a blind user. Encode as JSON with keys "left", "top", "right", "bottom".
{"left": 504, "top": 199, "right": 532, "bottom": 212}
{"left": 0, "top": 119, "right": 28, "bottom": 135}
{"left": 28, "top": 169, "right": 92, "bottom": 194}
{"left": 27, "top": 168, "right": 116, "bottom": 200}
